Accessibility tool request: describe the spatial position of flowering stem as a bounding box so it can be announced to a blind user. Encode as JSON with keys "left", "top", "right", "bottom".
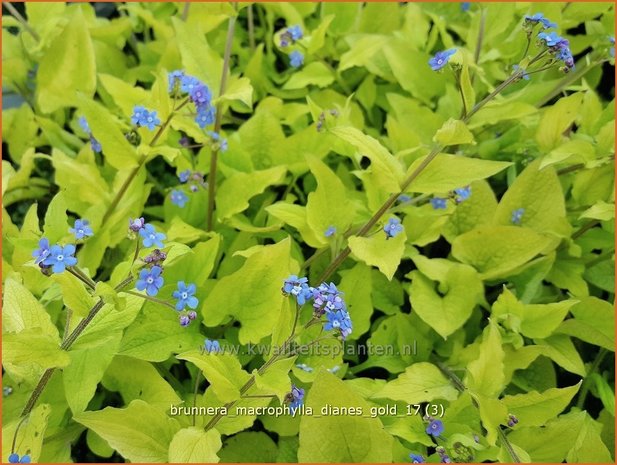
{"left": 2, "top": 2, "right": 40, "bottom": 41}
{"left": 67, "top": 267, "right": 96, "bottom": 291}
{"left": 206, "top": 8, "right": 237, "bottom": 231}
{"left": 20, "top": 275, "right": 135, "bottom": 418}
{"left": 122, "top": 290, "right": 177, "bottom": 311}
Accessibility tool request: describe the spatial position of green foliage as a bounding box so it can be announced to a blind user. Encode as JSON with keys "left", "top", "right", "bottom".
{"left": 2, "top": 2, "right": 614, "bottom": 463}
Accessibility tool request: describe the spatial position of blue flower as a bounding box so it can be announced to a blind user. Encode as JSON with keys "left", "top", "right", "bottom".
{"left": 18, "top": 457, "right": 30, "bottom": 464}
{"left": 190, "top": 84, "right": 212, "bottom": 107}
{"left": 136, "top": 265, "right": 164, "bottom": 296}
{"left": 460, "top": 2, "right": 470, "bottom": 12}
{"left": 283, "top": 275, "right": 313, "bottom": 306}
{"left": 204, "top": 338, "right": 221, "bottom": 353}
{"left": 383, "top": 217, "right": 403, "bottom": 239}
{"left": 398, "top": 194, "right": 412, "bottom": 203}
{"left": 507, "top": 413, "right": 519, "bottom": 427}
{"left": 288, "top": 385, "right": 304, "bottom": 412}
{"left": 312, "top": 282, "right": 345, "bottom": 315}
{"left": 179, "top": 169, "right": 191, "bottom": 183}
{"left": 78, "top": 116, "right": 90, "bottom": 133}
{"left": 525, "top": 13, "right": 556, "bottom": 29}
{"left": 180, "top": 75, "right": 201, "bottom": 94}
{"left": 512, "top": 64, "right": 530, "bottom": 80}
{"left": 168, "top": 69, "right": 185, "bottom": 92}
{"left": 511, "top": 207, "right": 525, "bottom": 225}
{"left": 129, "top": 217, "right": 145, "bottom": 233}
{"left": 324, "top": 225, "right": 337, "bottom": 237}
{"left": 8, "top": 454, "right": 19, "bottom": 463}
{"left": 69, "top": 218, "right": 93, "bottom": 240}
{"left": 32, "top": 237, "right": 51, "bottom": 264}
{"left": 429, "top": 49, "right": 456, "bottom": 71}
{"left": 170, "top": 189, "right": 189, "bottom": 208}
{"left": 328, "top": 365, "right": 340, "bottom": 374}
{"left": 196, "top": 107, "right": 216, "bottom": 128}
{"left": 42, "top": 244, "right": 77, "bottom": 273}
{"left": 131, "top": 105, "right": 147, "bottom": 126}
{"left": 142, "top": 110, "right": 160, "bottom": 131}
{"left": 89, "top": 136, "right": 102, "bottom": 153}
{"left": 296, "top": 363, "right": 313, "bottom": 372}
{"left": 172, "top": 281, "right": 199, "bottom": 311}
{"left": 409, "top": 453, "right": 425, "bottom": 463}
{"left": 538, "top": 31, "right": 565, "bottom": 47}
{"left": 288, "top": 25, "right": 303, "bottom": 41}
{"left": 208, "top": 131, "right": 228, "bottom": 152}
{"left": 426, "top": 419, "right": 444, "bottom": 437}
{"left": 324, "top": 309, "right": 353, "bottom": 339}
{"left": 139, "top": 223, "right": 166, "bottom": 248}
{"left": 431, "top": 197, "right": 448, "bottom": 210}
{"left": 454, "top": 186, "right": 472, "bottom": 203}
{"left": 610, "top": 36, "right": 615, "bottom": 57}
{"left": 289, "top": 50, "right": 304, "bottom": 68}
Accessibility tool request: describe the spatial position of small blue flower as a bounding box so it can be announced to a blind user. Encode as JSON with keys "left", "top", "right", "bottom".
{"left": 431, "top": 197, "right": 448, "bottom": 210}
{"left": 42, "top": 244, "right": 77, "bottom": 273}
{"left": 324, "top": 309, "right": 353, "bottom": 340}
{"left": 460, "top": 2, "right": 470, "bottom": 12}
{"left": 512, "top": 64, "right": 530, "bottom": 80}
{"left": 328, "top": 365, "right": 340, "bottom": 374}
{"left": 180, "top": 75, "right": 201, "bottom": 94}
{"left": 69, "top": 218, "right": 93, "bottom": 240}
{"left": 289, "top": 50, "right": 304, "bottom": 68}
{"left": 139, "top": 223, "right": 166, "bottom": 248}
{"left": 168, "top": 69, "right": 185, "bottom": 92}
{"left": 136, "top": 265, "right": 164, "bottom": 296}
{"left": 18, "top": 456, "right": 30, "bottom": 464}
{"left": 196, "top": 107, "right": 216, "bottom": 128}
{"left": 429, "top": 49, "right": 456, "bottom": 71}
{"left": 324, "top": 225, "right": 337, "bottom": 237}
{"left": 179, "top": 169, "right": 191, "bottom": 183}
{"left": 32, "top": 237, "right": 51, "bottom": 264}
{"left": 143, "top": 110, "right": 160, "bottom": 131}
{"left": 170, "top": 189, "right": 189, "bottom": 208}
{"left": 538, "top": 31, "right": 565, "bottom": 47}
{"left": 8, "top": 454, "right": 19, "bottom": 463}
{"left": 409, "top": 453, "right": 426, "bottom": 463}
{"left": 89, "top": 136, "right": 102, "bottom": 153}
{"left": 398, "top": 194, "right": 412, "bottom": 204}
{"left": 204, "top": 338, "right": 221, "bottom": 353}
{"left": 511, "top": 207, "right": 525, "bottom": 225}
{"left": 610, "top": 36, "right": 615, "bottom": 58}
{"left": 78, "top": 116, "right": 91, "bottom": 133}
{"left": 454, "top": 186, "right": 472, "bottom": 203}
{"left": 190, "top": 84, "right": 212, "bottom": 106}
{"left": 383, "top": 217, "right": 404, "bottom": 239}
{"left": 525, "top": 13, "right": 556, "bottom": 29}
{"left": 296, "top": 363, "right": 313, "bottom": 372}
{"left": 172, "top": 281, "right": 199, "bottom": 311}
{"left": 426, "top": 419, "right": 444, "bottom": 437}
{"left": 131, "top": 105, "right": 147, "bottom": 126}
{"left": 283, "top": 275, "right": 313, "bottom": 306}
{"left": 288, "top": 385, "right": 304, "bottom": 412}
{"left": 288, "top": 25, "right": 303, "bottom": 41}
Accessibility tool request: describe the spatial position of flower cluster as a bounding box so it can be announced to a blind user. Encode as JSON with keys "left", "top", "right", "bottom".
{"left": 511, "top": 207, "right": 525, "bottom": 225}
{"left": 168, "top": 70, "right": 216, "bottom": 129}
{"left": 33, "top": 238, "right": 77, "bottom": 274}
{"left": 383, "top": 216, "right": 404, "bottom": 239}
{"left": 507, "top": 413, "right": 519, "bottom": 427}
{"left": 453, "top": 186, "right": 471, "bottom": 203}
{"left": 409, "top": 453, "right": 425, "bottom": 463}
{"left": 78, "top": 116, "right": 102, "bottom": 153}
{"left": 436, "top": 446, "right": 452, "bottom": 464}
{"left": 131, "top": 105, "right": 160, "bottom": 131}
{"left": 8, "top": 454, "right": 30, "bottom": 464}
{"left": 204, "top": 338, "right": 221, "bottom": 354}
{"left": 428, "top": 49, "right": 456, "bottom": 71}
{"left": 170, "top": 170, "right": 208, "bottom": 208}
{"left": 524, "top": 12, "right": 557, "bottom": 29}
{"left": 285, "top": 385, "right": 305, "bottom": 413}
{"left": 280, "top": 25, "right": 303, "bottom": 47}
{"left": 537, "top": 31, "right": 575, "bottom": 71}
{"left": 282, "top": 277, "right": 353, "bottom": 340}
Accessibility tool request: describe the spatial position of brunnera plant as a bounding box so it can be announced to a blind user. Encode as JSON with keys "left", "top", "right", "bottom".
{"left": 2, "top": 2, "right": 615, "bottom": 463}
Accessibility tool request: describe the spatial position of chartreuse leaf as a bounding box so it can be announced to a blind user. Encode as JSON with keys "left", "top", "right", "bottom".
{"left": 465, "top": 322, "right": 505, "bottom": 399}
{"left": 467, "top": 101, "right": 538, "bottom": 129}
{"left": 2, "top": 404, "right": 51, "bottom": 463}
{"left": 217, "top": 75, "right": 253, "bottom": 109}
{"left": 405, "top": 154, "right": 510, "bottom": 194}
{"left": 102, "top": 356, "right": 182, "bottom": 411}
{"left": 451, "top": 226, "right": 553, "bottom": 280}
{"left": 534, "top": 334, "right": 586, "bottom": 376}
{"left": 217, "top": 167, "right": 287, "bottom": 220}
{"left": 298, "top": 370, "right": 394, "bottom": 462}
{"left": 36, "top": 7, "right": 96, "bottom": 113}
{"left": 338, "top": 263, "right": 373, "bottom": 339}
{"left": 443, "top": 180, "right": 497, "bottom": 241}
{"left": 266, "top": 203, "right": 324, "bottom": 249}
{"left": 51, "top": 272, "right": 94, "bottom": 318}
{"left": 579, "top": 200, "right": 615, "bottom": 221}
{"left": 43, "top": 191, "right": 69, "bottom": 243}
{"left": 202, "top": 239, "right": 295, "bottom": 344}
{"left": 306, "top": 157, "right": 356, "bottom": 244}
{"left": 178, "top": 350, "right": 251, "bottom": 404}
{"left": 77, "top": 94, "right": 139, "bottom": 170}
{"left": 219, "top": 432, "right": 278, "bottom": 462}
{"left": 556, "top": 297, "right": 615, "bottom": 350}
{"left": 168, "top": 427, "right": 222, "bottom": 463}
{"left": 74, "top": 400, "right": 180, "bottom": 463}
{"left": 433, "top": 118, "right": 475, "bottom": 146}
{"left": 494, "top": 159, "right": 571, "bottom": 237}
{"left": 502, "top": 382, "right": 581, "bottom": 427}
{"left": 2, "top": 278, "right": 60, "bottom": 336}
{"left": 348, "top": 232, "right": 406, "bottom": 281}
{"left": 372, "top": 362, "right": 458, "bottom": 403}
{"left": 409, "top": 256, "right": 484, "bottom": 339}
{"left": 329, "top": 126, "right": 404, "bottom": 192}
{"left": 283, "top": 62, "right": 335, "bottom": 90}
{"left": 491, "top": 288, "right": 576, "bottom": 339}
{"left": 253, "top": 356, "right": 296, "bottom": 403}
{"left": 535, "top": 92, "right": 584, "bottom": 151}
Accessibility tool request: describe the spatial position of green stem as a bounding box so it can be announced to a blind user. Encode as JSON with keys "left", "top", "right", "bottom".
{"left": 3, "top": 2, "right": 40, "bottom": 41}
{"left": 572, "top": 220, "right": 600, "bottom": 240}
{"left": 122, "top": 290, "right": 177, "bottom": 311}
{"left": 247, "top": 4, "right": 256, "bottom": 51}
{"left": 576, "top": 348, "right": 609, "bottom": 410}
{"left": 67, "top": 267, "right": 96, "bottom": 291}
{"left": 192, "top": 371, "right": 201, "bottom": 427}
{"left": 207, "top": 7, "right": 237, "bottom": 231}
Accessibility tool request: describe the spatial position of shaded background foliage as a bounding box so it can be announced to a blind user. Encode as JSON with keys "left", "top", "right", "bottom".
{"left": 1, "top": 2, "right": 615, "bottom": 463}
